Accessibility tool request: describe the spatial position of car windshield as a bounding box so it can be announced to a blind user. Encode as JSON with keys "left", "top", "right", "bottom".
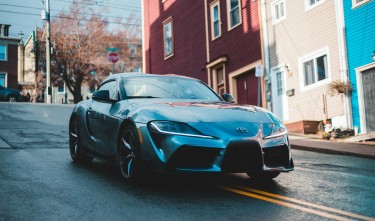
{"left": 121, "top": 76, "right": 222, "bottom": 101}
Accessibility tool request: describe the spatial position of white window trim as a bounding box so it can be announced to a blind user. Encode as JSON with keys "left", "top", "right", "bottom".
{"left": 352, "top": 0, "right": 372, "bottom": 9}
{"left": 298, "top": 47, "right": 331, "bottom": 92}
{"left": 271, "top": 0, "right": 287, "bottom": 25}
{"left": 355, "top": 62, "right": 375, "bottom": 134}
{"left": 0, "top": 45, "right": 7, "bottom": 61}
{"left": 0, "top": 72, "right": 8, "bottom": 87}
{"left": 305, "top": 0, "right": 325, "bottom": 11}
{"left": 163, "top": 17, "right": 174, "bottom": 60}
{"left": 227, "top": 0, "right": 242, "bottom": 31}
{"left": 210, "top": 0, "right": 222, "bottom": 40}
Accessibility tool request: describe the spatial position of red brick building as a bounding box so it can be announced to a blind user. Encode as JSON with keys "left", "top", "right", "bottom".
{"left": 142, "top": 0, "right": 264, "bottom": 106}
{"left": 0, "top": 24, "right": 20, "bottom": 90}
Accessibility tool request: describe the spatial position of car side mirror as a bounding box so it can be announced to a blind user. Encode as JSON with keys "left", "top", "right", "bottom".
{"left": 222, "top": 93, "right": 236, "bottom": 103}
{"left": 92, "top": 90, "right": 113, "bottom": 102}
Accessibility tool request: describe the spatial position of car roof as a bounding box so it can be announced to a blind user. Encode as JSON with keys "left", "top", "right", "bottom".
{"left": 104, "top": 73, "right": 197, "bottom": 82}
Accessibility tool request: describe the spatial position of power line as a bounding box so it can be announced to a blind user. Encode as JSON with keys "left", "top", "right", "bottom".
{"left": 0, "top": 9, "right": 141, "bottom": 26}
{"left": 54, "top": 0, "right": 141, "bottom": 12}
{"left": 0, "top": 3, "right": 141, "bottom": 21}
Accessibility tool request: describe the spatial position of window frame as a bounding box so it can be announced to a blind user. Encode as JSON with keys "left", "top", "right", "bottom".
{"left": 271, "top": 0, "right": 286, "bottom": 24}
{"left": 352, "top": 0, "right": 372, "bottom": 8}
{"left": 163, "top": 17, "right": 174, "bottom": 60}
{"left": 298, "top": 47, "right": 331, "bottom": 91}
{"left": 0, "top": 45, "right": 7, "bottom": 61}
{"left": 305, "top": 0, "right": 325, "bottom": 11}
{"left": 210, "top": 0, "right": 222, "bottom": 40}
{"left": 227, "top": 0, "right": 242, "bottom": 31}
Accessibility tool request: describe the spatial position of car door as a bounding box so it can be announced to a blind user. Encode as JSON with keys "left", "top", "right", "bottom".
{"left": 87, "top": 79, "right": 120, "bottom": 160}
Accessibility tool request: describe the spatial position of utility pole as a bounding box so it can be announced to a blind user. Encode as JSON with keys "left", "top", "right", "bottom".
{"left": 42, "top": 0, "right": 51, "bottom": 103}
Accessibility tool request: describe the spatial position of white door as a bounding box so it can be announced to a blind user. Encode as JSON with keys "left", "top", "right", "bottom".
{"left": 271, "top": 67, "right": 289, "bottom": 121}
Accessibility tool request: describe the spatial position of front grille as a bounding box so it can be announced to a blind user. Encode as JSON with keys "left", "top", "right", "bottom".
{"left": 221, "top": 141, "right": 263, "bottom": 173}
{"left": 263, "top": 144, "right": 290, "bottom": 168}
{"left": 168, "top": 146, "right": 221, "bottom": 169}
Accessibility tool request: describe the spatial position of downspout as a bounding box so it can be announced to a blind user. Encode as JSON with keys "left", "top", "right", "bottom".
{"left": 335, "top": 0, "right": 352, "bottom": 129}
{"left": 260, "top": 0, "right": 271, "bottom": 110}
{"left": 141, "top": 0, "right": 146, "bottom": 73}
{"left": 204, "top": 0, "right": 211, "bottom": 84}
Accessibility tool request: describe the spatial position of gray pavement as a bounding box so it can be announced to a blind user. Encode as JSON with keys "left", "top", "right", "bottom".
{"left": 289, "top": 133, "right": 375, "bottom": 159}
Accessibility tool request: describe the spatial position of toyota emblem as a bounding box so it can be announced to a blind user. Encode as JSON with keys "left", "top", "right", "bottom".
{"left": 236, "top": 127, "right": 248, "bottom": 133}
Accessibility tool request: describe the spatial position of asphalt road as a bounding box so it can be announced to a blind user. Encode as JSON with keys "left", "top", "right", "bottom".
{"left": 0, "top": 103, "right": 374, "bottom": 221}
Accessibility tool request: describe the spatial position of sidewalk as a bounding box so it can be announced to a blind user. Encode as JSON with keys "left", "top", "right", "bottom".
{"left": 289, "top": 133, "right": 375, "bottom": 159}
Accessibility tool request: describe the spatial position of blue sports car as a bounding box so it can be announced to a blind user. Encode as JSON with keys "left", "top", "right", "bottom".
{"left": 69, "top": 73, "right": 294, "bottom": 181}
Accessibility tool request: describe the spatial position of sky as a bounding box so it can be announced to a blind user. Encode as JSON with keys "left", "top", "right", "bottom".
{"left": 0, "top": 0, "right": 141, "bottom": 39}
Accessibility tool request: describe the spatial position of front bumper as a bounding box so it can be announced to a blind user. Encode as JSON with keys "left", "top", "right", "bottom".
{"left": 137, "top": 123, "right": 294, "bottom": 174}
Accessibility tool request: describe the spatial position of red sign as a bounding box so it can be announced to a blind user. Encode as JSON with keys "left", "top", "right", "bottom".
{"left": 108, "top": 52, "right": 119, "bottom": 63}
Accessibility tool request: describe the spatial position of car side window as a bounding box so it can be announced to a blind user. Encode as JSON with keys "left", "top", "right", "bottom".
{"left": 97, "top": 80, "right": 118, "bottom": 100}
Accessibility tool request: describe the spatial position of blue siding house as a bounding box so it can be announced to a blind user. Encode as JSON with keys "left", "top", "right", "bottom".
{"left": 344, "top": 0, "right": 375, "bottom": 134}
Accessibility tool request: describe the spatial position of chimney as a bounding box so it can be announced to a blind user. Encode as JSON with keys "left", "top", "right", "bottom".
{"left": 0, "top": 24, "right": 11, "bottom": 37}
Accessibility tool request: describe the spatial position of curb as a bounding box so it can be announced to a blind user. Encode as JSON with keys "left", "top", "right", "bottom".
{"left": 291, "top": 144, "right": 375, "bottom": 160}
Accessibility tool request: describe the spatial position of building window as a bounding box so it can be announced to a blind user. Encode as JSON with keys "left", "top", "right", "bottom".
{"left": 210, "top": 1, "right": 221, "bottom": 40}
{"left": 352, "top": 0, "right": 371, "bottom": 8}
{"left": 215, "top": 67, "right": 225, "bottom": 95}
{"left": 276, "top": 71, "right": 284, "bottom": 95}
{"left": 0, "top": 73, "right": 6, "bottom": 87}
{"left": 163, "top": 17, "right": 174, "bottom": 59}
{"left": 227, "top": 0, "right": 242, "bottom": 30}
{"left": 300, "top": 48, "right": 330, "bottom": 88}
{"left": 305, "top": 0, "right": 324, "bottom": 10}
{"left": 132, "top": 67, "right": 142, "bottom": 72}
{"left": 272, "top": 0, "right": 286, "bottom": 24}
{"left": 0, "top": 45, "right": 7, "bottom": 61}
{"left": 57, "top": 81, "right": 65, "bottom": 94}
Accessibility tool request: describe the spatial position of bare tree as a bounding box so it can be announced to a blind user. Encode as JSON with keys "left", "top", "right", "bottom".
{"left": 50, "top": 0, "right": 110, "bottom": 103}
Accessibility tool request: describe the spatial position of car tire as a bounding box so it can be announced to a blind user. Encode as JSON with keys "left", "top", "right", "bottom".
{"left": 247, "top": 171, "right": 281, "bottom": 180}
{"left": 118, "top": 125, "right": 142, "bottom": 182}
{"left": 69, "top": 117, "right": 92, "bottom": 163}
{"left": 7, "top": 95, "right": 17, "bottom": 102}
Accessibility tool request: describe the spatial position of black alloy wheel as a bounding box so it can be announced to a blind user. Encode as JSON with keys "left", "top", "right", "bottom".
{"left": 247, "top": 171, "right": 281, "bottom": 180}
{"left": 119, "top": 125, "right": 141, "bottom": 181}
{"left": 69, "top": 117, "right": 92, "bottom": 162}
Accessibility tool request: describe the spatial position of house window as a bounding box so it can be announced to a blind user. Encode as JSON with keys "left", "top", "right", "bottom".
{"left": 163, "top": 17, "right": 174, "bottom": 59}
{"left": 352, "top": 0, "right": 371, "bottom": 8}
{"left": 276, "top": 71, "right": 284, "bottom": 95}
{"left": 0, "top": 45, "right": 7, "bottom": 61}
{"left": 57, "top": 81, "right": 65, "bottom": 94}
{"left": 216, "top": 66, "right": 225, "bottom": 95}
{"left": 300, "top": 49, "right": 329, "bottom": 87}
{"left": 306, "top": 0, "right": 324, "bottom": 10}
{"left": 227, "top": 0, "right": 242, "bottom": 30}
{"left": 272, "top": 0, "right": 286, "bottom": 24}
{"left": 0, "top": 73, "right": 6, "bottom": 87}
{"left": 129, "top": 44, "right": 137, "bottom": 58}
{"left": 211, "top": 1, "right": 221, "bottom": 40}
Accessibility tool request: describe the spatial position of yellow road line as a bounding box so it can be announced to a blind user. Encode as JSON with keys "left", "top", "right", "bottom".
{"left": 218, "top": 185, "right": 374, "bottom": 221}
{"left": 232, "top": 185, "right": 374, "bottom": 221}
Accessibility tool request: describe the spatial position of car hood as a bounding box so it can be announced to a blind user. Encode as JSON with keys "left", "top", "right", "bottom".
{"left": 126, "top": 100, "right": 275, "bottom": 124}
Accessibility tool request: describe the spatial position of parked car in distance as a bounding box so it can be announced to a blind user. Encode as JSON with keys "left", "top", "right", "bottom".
{"left": 69, "top": 73, "right": 294, "bottom": 182}
{"left": 0, "top": 85, "right": 22, "bottom": 102}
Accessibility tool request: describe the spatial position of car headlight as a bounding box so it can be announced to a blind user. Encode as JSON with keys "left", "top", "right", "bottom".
{"left": 148, "top": 121, "right": 213, "bottom": 138}
{"left": 263, "top": 113, "right": 288, "bottom": 139}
